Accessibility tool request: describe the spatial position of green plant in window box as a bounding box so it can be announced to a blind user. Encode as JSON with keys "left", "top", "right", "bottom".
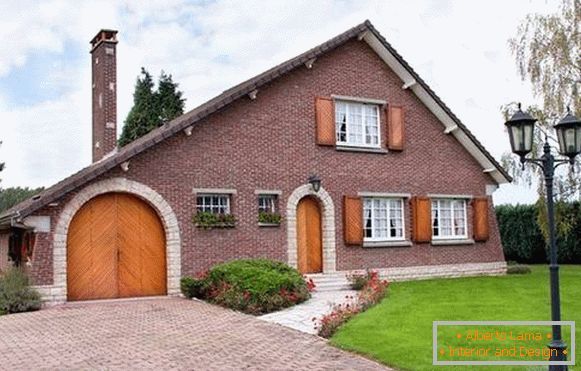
{"left": 193, "top": 211, "right": 236, "bottom": 229}
{"left": 258, "top": 211, "right": 282, "bottom": 225}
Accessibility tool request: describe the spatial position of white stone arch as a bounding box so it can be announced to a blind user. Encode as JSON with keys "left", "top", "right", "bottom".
{"left": 286, "top": 184, "right": 336, "bottom": 273}
{"left": 50, "top": 177, "right": 181, "bottom": 302}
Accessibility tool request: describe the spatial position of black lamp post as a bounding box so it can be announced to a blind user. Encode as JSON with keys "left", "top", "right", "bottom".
{"left": 505, "top": 104, "right": 581, "bottom": 370}
{"left": 308, "top": 175, "right": 321, "bottom": 193}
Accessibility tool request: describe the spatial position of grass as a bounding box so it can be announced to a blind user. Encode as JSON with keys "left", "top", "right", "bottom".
{"left": 331, "top": 265, "right": 580, "bottom": 371}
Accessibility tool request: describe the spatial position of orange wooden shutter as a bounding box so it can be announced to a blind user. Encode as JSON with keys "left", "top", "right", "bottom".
{"left": 411, "top": 196, "right": 431, "bottom": 242}
{"left": 473, "top": 197, "right": 490, "bottom": 242}
{"left": 315, "top": 97, "right": 335, "bottom": 146}
{"left": 387, "top": 105, "right": 405, "bottom": 151}
{"left": 343, "top": 196, "right": 363, "bottom": 246}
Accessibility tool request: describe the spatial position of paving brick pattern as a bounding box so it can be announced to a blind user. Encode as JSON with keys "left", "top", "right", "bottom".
{"left": 0, "top": 298, "right": 388, "bottom": 370}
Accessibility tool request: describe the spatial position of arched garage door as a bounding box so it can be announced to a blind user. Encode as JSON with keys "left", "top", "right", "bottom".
{"left": 67, "top": 193, "right": 167, "bottom": 301}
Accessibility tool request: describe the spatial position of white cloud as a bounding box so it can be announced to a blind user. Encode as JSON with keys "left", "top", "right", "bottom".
{"left": 0, "top": 0, "right": 560, "bottom": 203}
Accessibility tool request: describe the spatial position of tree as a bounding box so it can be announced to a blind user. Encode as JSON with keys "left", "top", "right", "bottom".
{"left": 118, "top": 68, "right": 185, "bottom": 146}
{"left": 0, "top": 141, "right": 4, "bottom": 184}
{"left": 503, "top": 0, "right": 580, "bottom": 240}
{"left": 0, "top": 187, "right": 45, "bottom": 213}
{"left": 157, "top": 71, "right": 185, "bottom": 124}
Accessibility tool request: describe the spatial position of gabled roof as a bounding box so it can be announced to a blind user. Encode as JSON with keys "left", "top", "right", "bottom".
{"left": 0, "top": 20, "right": 510, "bottom": 224}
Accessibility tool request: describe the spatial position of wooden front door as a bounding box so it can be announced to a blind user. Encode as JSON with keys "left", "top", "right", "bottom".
{"left": 67, "top": 193, "right": 167, "bottom": 301}
{"left": 296, "top": 196, "right": 323, "bottom": 274}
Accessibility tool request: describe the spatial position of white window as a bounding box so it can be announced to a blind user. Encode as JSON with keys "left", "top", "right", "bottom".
{"left": 432, "top": 199, "right": 467, "bottom": 239}
{"left": 197, "top": 194, "right": 231, "bottom": 214}
{"left": 258, "top": 195, "right": 277, "bottom": 213}
{"left": 335, "top": 101, "right": 380, "bottom": 147}
{"left": 363, "top": 198, "right": 405, "bottom": 241}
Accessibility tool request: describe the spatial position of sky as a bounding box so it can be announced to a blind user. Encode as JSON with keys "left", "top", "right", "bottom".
{"left": 0, "top": 0, "right": 561, "bottom": 204}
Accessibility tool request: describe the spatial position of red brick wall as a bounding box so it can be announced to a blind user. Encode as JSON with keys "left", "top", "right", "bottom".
{"left": 91, "top": 37, "right": 117, "bottom": 162}
{"left": 27, "top": 39, "right": 504, "bottom": 285}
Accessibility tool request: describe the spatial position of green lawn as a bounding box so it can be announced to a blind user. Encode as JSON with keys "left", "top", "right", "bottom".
{"left": 331, "top": 265, "right": 580, "bottom": 371}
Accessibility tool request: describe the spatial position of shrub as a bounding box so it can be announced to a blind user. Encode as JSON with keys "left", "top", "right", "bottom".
{"left": 180, "top": 276, "right": 206, "bottom": 299}
{"left": 0, "top": 268, "right": 41, "bottom": 314}
{"left": 347, "top": 270, "right": 377, "bottom": 290}
{"left": 495, "top": 204, "right": 546, "bottom": 263}
{"left": 507, "top": 264, "right": 532, "bottom": 275}
{"left": 315, "top": 273, "right": 389, "bottom": 338}
{"left": 182, "top": 259, "right": 310, "bottom": 314}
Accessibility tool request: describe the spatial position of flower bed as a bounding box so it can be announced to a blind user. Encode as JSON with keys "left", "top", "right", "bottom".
{"left": 315, "top": 270, "right": 389, "bottom": 338}
{"left": 181, "top": 259, "right": 315, "bottom": 315}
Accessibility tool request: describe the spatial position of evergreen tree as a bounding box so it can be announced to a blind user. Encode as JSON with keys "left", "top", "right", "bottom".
{"left": 0, "top": 141, "right": 4, "bottom": 184}
{"left": 118, "top": 68, "right": 185, "bottom": 146}
{"left": 157, "top": 71, "right": 185, "bottom": 124}
{"left": 0, "top": 187, "right": 45, "bottom": 213}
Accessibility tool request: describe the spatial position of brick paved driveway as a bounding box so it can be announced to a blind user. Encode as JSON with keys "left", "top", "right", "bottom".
{"left": 0, "top": 297, "right": 388, "bottom": 370}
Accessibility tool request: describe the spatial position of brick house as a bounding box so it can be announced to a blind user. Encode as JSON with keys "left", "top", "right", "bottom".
{"left": 0, "top": 21, "right": 509, "bottom": 303}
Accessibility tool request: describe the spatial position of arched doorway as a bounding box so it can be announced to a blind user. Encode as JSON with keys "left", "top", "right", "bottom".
{"left": 296, "top": 196, "right": 323, "bottom": 274}
{"left": 67, "top": 193, "right": 167, "bottom": 301}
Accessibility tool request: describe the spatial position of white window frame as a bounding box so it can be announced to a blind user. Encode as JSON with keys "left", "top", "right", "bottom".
{"left": 335, "top": 100, "right": 381, "bottom": 148}
{"left": 363, "top": 197, "right": 406, "bottom": 242}
{"left": 196, "top": 194, "right": 231, "bottom": 214}
{"left": 258, "top": 194, "right": 277, "bottom": 213}
{"left": 431, "top": 199, "right": 468, "bottom": 240}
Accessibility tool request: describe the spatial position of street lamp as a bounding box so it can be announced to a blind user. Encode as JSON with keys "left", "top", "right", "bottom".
{"left": 505, "top": 104, "right": 581, "bottom": 371}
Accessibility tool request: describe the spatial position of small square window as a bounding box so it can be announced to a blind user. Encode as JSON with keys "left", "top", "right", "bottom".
{"left": 258, "top": 195, "right": 277, "bottom": 213}
{"left": 196, "top": 194, "right": 231, "bottom": 214}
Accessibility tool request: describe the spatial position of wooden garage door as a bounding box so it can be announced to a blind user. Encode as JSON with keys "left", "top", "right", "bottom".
{"left": 67, "top": 193, "right": 167, "bottom": 301}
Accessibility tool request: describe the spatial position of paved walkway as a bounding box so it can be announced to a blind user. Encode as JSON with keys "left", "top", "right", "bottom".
{"left": 0, "top": 297, "right": 387, "bottom": 370}
{"left": 259, "top": 289, "right": 358, "bottom": 334}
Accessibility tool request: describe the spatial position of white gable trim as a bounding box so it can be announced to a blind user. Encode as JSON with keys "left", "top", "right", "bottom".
{"left": 362, "top": 33, "right": 508, "bottom": 184}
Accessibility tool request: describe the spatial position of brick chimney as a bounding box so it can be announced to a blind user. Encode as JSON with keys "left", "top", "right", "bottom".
{"left": 90, "top": 29, "right": 118, "bottom": 162}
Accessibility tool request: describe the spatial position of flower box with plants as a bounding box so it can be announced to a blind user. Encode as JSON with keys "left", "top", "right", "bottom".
{"left": 192, "top": 211, "right": 236, "bottom": 229}
{"left": 258, "top": 211, "right": 282, "bottom": 227}
{"left": 314, "top": 270, "right": 389, "bottom": 338}
{"left": 181, "top": 258, "right": 315, "bottom": 315}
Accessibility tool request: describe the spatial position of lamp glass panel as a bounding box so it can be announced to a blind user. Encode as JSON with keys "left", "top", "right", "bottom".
{"left": 523, "top": 123, "right": 533, "bottom": 152}
{"left": 565, "top": 127, "right": 576, "bottom": 154}
{"left": 577, "top": 126, "right": 581, "bottom": 153}
{"left": 510, "top": 125, "right": 524, "bottom": 152}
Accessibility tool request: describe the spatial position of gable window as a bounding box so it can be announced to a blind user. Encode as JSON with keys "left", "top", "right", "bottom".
{"left": 335, "top": 101, "right": 380, "bottom": 147}
{"left": 196, "top": 194, "right": 231, "bottom": 214}
{"left": 432, "top": 199, "right": 467, "bottom": 239}
{"left": 258, "top": 194, "right": 277, "bottom": 213}
{"left": 363, "top": 198, "right": 404, "bottom": 241}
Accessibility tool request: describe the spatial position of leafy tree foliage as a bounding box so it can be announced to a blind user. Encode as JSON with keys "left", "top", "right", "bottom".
{"left": 501, "top": 0, "right": 580, "bottom": 243}
{"left": 118, "top": 68, "right": 185, "bottom": 146}
{"left": 0, "top": 187, "right": 45, "bottom": 213}
{"left": 502, "top": 0, "right": 580, "bottom": 202}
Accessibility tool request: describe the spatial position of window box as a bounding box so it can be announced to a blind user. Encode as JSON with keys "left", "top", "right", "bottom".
{"left": 258, "top": 211, "right": 282, "bottom": 226}
{"left": 258, "top": 222, "right": 281, "bottom": 228}
{"left": 193, "top": 212, "right": 236, "bottom": 229}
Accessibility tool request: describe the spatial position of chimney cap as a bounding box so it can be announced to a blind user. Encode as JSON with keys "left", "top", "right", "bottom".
{"left": 90, "top": 29, "right": 118, "bottom": 50}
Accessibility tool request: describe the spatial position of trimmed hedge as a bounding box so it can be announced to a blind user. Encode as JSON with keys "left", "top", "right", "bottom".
{"left": 495, "top": 202, "right": 581, "bottom": 264}
{"left": 181, "top": 259, "right": 311, "bottom": 314}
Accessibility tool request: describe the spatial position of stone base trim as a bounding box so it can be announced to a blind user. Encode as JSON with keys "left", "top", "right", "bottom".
{"left": 347, "top": 261, "right": 507, "bottom": 282}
